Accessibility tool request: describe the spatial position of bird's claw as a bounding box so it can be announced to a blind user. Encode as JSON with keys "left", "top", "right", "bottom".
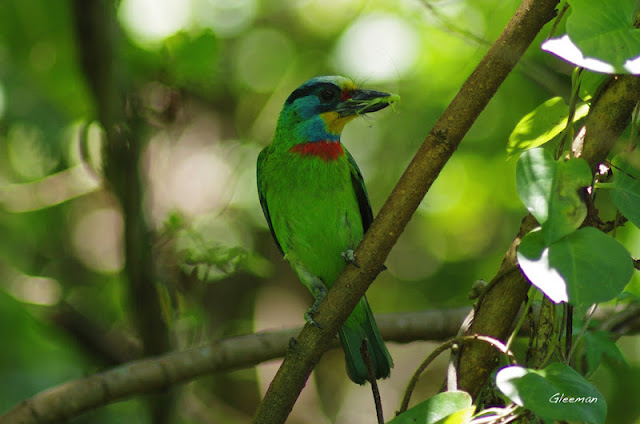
{"left": 341, "top": 249, "right": 360, "bottom": 268}
{"left": 304, "top": 283, "right": 327, "bottom": 328}
{"left": 289, "top": 337, "right": 298, "bottom": 350}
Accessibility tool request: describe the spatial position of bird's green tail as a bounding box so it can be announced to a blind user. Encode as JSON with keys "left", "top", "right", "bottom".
{"left": 338, "top": 296, "right": 393, "bottom": 384}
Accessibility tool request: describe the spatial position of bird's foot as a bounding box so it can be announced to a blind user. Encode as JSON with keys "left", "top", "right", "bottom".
{"left": 341, "top": 249, "right": 360, "bottom": 268}
{"left": 289, "top": 337, "right": 298, "bottom": 350}
{"left": 304, "top": 284, "right": 328, "bottom": 328}
{"left": 304, "top": 309, "right": 322, "bottom": 328}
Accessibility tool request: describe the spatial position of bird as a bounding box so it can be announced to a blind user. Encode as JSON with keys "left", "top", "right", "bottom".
{"left": 256, "top": 75, "right": 396, "bottom": 384}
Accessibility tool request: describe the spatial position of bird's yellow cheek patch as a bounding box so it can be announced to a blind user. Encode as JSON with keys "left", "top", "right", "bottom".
{"left": 320, "top": 111, "right": 356, "bottom": 135}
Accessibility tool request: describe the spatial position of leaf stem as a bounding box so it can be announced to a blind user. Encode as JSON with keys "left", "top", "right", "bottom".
{"left": 399, "top": 335, "right": 516, "bottom": 414}
{"left": 505, "top": 288, "right": 535, "bottom": 353}
{"left": 566, "top": 304, "right": 598, "bottom": 363}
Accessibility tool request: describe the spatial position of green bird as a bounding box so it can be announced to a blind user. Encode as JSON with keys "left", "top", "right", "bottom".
{"left": 257, "top": 75, "right": 395, "bottom": 384}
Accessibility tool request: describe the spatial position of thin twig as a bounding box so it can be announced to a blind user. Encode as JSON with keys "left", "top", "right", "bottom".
{"left": 565, "top": 304, "right": 574, "bottom": 360}
{"left": 557, "top": 303, "right": 568, "bottom": 362}
{"left": 556, "top": 68, "right": 583, "bottom": 159}
{"left": 400, "top": 339, "right": 458, "bottom": 414}
{"left": 399, "top": 335, "right": 516, "bottom": 414}
{"left": 470, "top": 404, "right": 521, "bottom": 424}
{"left": 361, "top": 341, "right": 384, "bottom": 424}
{"left": 548, "top": 1, "right": 570, "bottom": 39}
{"left": 567, "top": 304, "right": 597, "bottom": 363}
{"left": 420, "top": 0, "right": 490, "bottom": 47}
{"left": 505, "top": 288, "right": 534, "bottom": 353}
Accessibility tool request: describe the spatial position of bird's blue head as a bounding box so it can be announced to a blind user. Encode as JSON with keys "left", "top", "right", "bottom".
{"left": 274, "top": 76, "right": 396, "bottom": 152}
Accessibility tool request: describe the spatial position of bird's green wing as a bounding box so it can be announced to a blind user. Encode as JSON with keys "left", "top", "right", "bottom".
{"left": 345, "top": 149, "right": 374, "bottom": 233}
{"left": 257, "top": 147, "right": 284, "bottom": 255}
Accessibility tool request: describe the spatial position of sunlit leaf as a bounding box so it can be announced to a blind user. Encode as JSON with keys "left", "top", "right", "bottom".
{"left": 542, "top": 0, "right": 640, "bottom": 74}
{"left": 543, "top": 157, "right": 591, "bottom": 244}
{"left": 433, "top": 406, "right": 475, "bottom": 424}
{"left": 516, "top": 148, "right": 591, "bottom": 244}
{"left": 517, "top": 229, "right": 569, "bottom": 303}
{"left": 507, "top": 97, "right": 589, "bottom": 156}
{"left": 389, "top": 391, "right": 473, "bottom": 424}
{"left": 516, "top": 148, "right": 555, "bottom": 224}
{"left": 517, "top": 228, "right": 634, "bottom": 305}
{"left": 496, "top": 363, "right": 606, "bottom": 423}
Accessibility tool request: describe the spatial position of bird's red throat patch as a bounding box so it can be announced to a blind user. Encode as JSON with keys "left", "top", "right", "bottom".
{"left": 289, "top": 141, "right": 344, "bottom": 161}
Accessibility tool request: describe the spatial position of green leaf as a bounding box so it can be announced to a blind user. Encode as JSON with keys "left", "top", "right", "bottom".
{"left": 579, "top": 71, "right": 608, "bottom": 101}
{"left": 507, "top": 97, "right": 589, "bottom": 156}
{"left": 433, "top": 406, "right": 475, "bottom": 424}
{"left": 516, "top": 149, "right": 555, "bottom": 224}
{"left": 517, "top": 228, "right": 634, "bottom": 305}
{"left": 516, "top": 148, "right": 591, "bottom": 244}
{"left": 496, "top": 363, "right": 606, "bottom": 424}
{"left": 517, "top": 229, "right": 569, "bottom": 303}
{"left": 389, "top": 391, "right": 473, "bottom": 424}
{"left": 617, "top": 291, "right": 640, "bottom": 303}
{"left": 583, "top": 331, "right": 627, "bottom": 375}
{"left": 611, "top": 151, "right": 640, "bottom": 228}
{"left": 542, "top": 0, "right": 640, "bottom": 74}
{"left": 544, "top": 157, "right": 592, "bottom": 244}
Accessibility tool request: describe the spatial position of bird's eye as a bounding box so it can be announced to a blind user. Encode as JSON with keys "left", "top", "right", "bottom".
{"left": 318, "top": 88, "right": 337, "bottom": 103}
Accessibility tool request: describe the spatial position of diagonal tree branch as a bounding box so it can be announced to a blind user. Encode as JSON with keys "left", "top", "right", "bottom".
{"left": 252, "top": 0, "right": 560, "bottom": 422}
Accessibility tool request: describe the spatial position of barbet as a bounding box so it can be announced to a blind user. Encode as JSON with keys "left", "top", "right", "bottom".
{"left": 257, "top": 76, "right": 396, "bottom": 384}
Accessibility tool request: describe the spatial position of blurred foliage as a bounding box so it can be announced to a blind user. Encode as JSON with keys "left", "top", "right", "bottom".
{"left": 1, "top": 0, "right": 640, "bottom": 423}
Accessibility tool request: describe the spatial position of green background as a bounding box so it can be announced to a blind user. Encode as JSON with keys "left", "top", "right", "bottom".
{"left": 1, "top": 0, "right": 639, "bottom": 423}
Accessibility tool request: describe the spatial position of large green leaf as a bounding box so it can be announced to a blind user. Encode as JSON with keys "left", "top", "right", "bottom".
{"left": 507, "top": 97, "right": 589, "bottom": 157}
{"left": 517, "top": 228, "right": 634, "bottom": 305}
{"left": 389, "top": 391, "right": 473, "bottom": 424}
{"left": 541, "top": 0, "right": 640, "bottom": 74}
{"left": 583, "top": 331, "right": 627, "bottom": 375}
{"left": 611, "top": 151, "right": 640, "bottom": 228}
{"left": 496, "top": 363, "right": 606, "bottom": 424}
{"left": 543, "top": 158, "right": 592, "bottom": 244}
{"left": 516, "top": 148, "right": 554, "bottom": 224}
{"left": 517, "top": 229, "right": 569, "bottom": 303}
{"left": 516, "top": 148, "right": 591, "bottom": 245}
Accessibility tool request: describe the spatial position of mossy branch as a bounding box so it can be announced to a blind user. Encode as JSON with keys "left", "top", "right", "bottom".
{"left": 457, "top": 74, "right": 640, "bottom": 398}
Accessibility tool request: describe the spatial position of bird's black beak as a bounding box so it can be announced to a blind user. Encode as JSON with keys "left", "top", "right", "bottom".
{"left": 335, "top": 89, "right": 395, "bottom": 117}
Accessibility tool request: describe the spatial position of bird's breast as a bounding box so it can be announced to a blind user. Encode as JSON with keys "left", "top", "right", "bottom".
{"left": 265, "top": 152, "right": 363, "bottom": 283}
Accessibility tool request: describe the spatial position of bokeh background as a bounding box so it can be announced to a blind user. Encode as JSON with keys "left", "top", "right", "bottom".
{"left": 1, "top": 0, "right": 640, "bottom": 423}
